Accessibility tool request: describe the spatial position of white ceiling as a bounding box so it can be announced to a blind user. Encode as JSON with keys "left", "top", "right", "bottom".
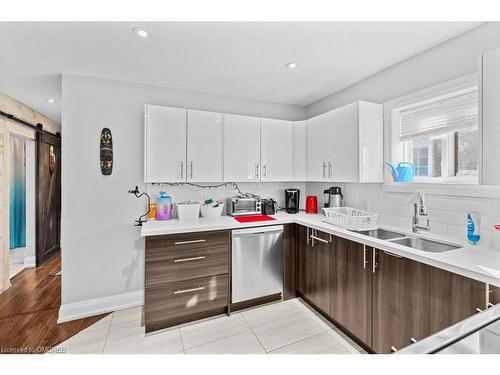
{"left": 0, "top": 22, "right": 480, "bottom": 123}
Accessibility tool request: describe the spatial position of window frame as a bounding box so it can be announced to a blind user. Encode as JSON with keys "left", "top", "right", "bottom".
{"left": 386, "top": 74, "right": 479, "bottom": 187}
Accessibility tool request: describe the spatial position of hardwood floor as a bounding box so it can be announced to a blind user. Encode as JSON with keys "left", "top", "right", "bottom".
{"left": 0, "top": 253, "right": 108, "bottom": 354}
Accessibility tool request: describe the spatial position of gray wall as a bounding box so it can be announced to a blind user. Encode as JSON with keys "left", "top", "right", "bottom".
{"left": 307, "top": 22, "right": 500, "bottom": 118}
{"left": 60, "top": 75, "right": 305, "bottom": 308}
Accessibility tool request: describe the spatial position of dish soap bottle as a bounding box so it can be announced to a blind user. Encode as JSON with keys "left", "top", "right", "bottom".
{"left": 467, "top": 212, "right": 481, "bottom": 245}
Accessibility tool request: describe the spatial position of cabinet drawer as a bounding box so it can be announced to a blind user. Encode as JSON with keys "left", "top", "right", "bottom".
{"left": 145, "top": 230, "right": 229, "bottom": 253}
{"left": 146, "top": 244, "right": 228, "bottom": 285}
{"left": 145, "top": 274, "right": 228, "bottom": 328}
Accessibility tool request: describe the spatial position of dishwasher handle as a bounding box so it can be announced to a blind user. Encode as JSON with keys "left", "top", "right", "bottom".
{"left": 232, "top": 225, "right": 284, "bottom": 236}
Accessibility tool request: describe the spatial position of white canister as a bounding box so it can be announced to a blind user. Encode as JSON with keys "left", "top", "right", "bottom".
{"left": 176, "top": 201, "right": 201, "bottom": 221}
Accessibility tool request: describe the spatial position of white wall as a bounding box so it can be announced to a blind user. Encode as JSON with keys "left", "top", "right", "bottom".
{"left": 60, "top": 74, "right": 305, "bottom": 320}
{"left": 305, "top": 22, "right": 500, "bottom": 249}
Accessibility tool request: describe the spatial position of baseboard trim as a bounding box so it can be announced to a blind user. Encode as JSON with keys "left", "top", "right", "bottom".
{"left": 23, "top": 256, "right": 36, "bottom": 268}
{"left": 58, "top": 290, "right": 143, "bottom": 323}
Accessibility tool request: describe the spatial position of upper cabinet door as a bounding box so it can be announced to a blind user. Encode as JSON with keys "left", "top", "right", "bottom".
{"left": 292, "top": 121, "right": 307, "bottom": 181}
{"left": 327, "top": 103, "right": 359, "bottom": 182}
{"left": 223, "top": 114, "right": 261, "bottom": 182}
{"left": 187, "top": 110, "right": 223, "bottom": 182}
{"left": 480, "top": 47, "right": 500, "bottom": 185}
{"left": 306, "top": 113, "right": 328, "bottom": 181}
{"left": 145, "top": 105, "right": 186, "bottom": 183}
{"left": 261, "top": 118, "right": 293, "bottom": 181}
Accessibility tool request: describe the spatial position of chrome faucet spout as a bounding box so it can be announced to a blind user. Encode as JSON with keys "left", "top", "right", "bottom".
{"left": 411, "top": 190, "right": 430, "bottom": 233}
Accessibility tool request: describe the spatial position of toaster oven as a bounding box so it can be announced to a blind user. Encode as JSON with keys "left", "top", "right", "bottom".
{"left": 228, "top": 197, "right": 262, "bottom": 216}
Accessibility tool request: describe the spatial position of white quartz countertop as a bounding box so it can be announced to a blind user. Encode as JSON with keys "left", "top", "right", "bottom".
{"left": 141, "top": 211, "right": 500, "bottom": 287}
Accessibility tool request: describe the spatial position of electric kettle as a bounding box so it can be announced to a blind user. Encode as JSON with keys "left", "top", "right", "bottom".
{"left": 324, "top": 186, "right": 343, "bottom": 208}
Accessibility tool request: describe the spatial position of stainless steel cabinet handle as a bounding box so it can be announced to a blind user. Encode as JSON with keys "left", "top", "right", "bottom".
{"left": 372, "top": 249, "right": 378, "bottom": 274}
{"left": 476, "top": 308, "right": 483, "bottom": 313}
{"left": 322, "top": 162, "right": 327, "bottom": 178}
{"left": 263, "top": 162, "right": 267, "bottom": 179}
{"left": 390, "top": 346, "right": 398, "bottom": 353}
{"left": 174, "top": 256, "right": 206, "bottom": 263}
{"left": 328, "top": 161, "right": 333, "bottom": 179}
{"left": 306, "top": 227, "right": 310, "bottom": 245}
{"left": 255, "top": 163, "right": 259, "bottom": 179}
{"left": 190, "top": 161, "right": 193, "bottom": 179}
{"left": 488, "top": 303, "right": 495, "bottom": 308}
{"left": 363, "top": 245, "right": 367, "bottom": 269}
{"left": 180, "top": 161, "right": 184, "bottom": 179}
{"left": 174, "top": 286, "right": 205, "bottom": 295}
{"left": 410, "top": 338, "right": 417, "bottom": 344}
{"left": 174, "top": 239, "right": 206, "bottom": 245}
{"left": 310, "top": 235, "right": 332, "bottom": 244}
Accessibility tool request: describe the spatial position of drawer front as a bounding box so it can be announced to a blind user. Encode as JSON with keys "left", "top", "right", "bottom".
{"left": 146, "top": 244, "right": 228, "bottom": 285}
{"left": 145, "top": 274, "right": 228, "bottom": 327}
{"left": 145, "top": 230, "right": 229, "bottom": 253}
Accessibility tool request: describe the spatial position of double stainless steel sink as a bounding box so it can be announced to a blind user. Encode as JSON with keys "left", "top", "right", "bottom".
{"left": 349, "top": 228, "right": 462, "bottom": 253}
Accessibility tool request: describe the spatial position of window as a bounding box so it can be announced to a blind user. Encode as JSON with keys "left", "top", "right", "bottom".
{"left": 391, "top": 85, "right": 479, "bottom": 184}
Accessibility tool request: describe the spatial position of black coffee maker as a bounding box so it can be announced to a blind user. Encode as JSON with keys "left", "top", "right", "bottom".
{"left": 285, "top": 189, "right": 300, "bottom": 214}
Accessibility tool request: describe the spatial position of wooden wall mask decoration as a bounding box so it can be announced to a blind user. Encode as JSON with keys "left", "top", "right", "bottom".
{"left": 100, "top": 128, "right": 113, "bottom": 175}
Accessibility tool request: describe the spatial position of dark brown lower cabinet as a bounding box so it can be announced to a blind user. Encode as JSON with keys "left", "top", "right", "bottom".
{"left": 490, "top": 284, "right": 500, "bottom": 305}
{"left": 331, "top": 238, "right": 372, "bottom": 347}
{"left": 372, "top": 249, "right": 430, "bottom": 353}
{"left": 297, "top": 226, "right": 331, "bottom": 314}
{"left": 429, "top": 267, "right": 486, "bottom": 335}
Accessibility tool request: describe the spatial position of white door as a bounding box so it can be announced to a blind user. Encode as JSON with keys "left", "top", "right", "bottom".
{"left": 292, "top": 121, "right": 307, "bottom": 181}
{"left": 145, "top": 105, "right": 186, "bottom": 182}
{"left": 327, "top": 103, "right": 359, "bottom": 182}
{"left": 261, "top": 118, "right": 293, "bottom": 181}
{"left": 306, "top": 113, "right": 328, "bottom": 181}
{"left": 187, "top": 110, "right": 223, "bottom": 182}
{"left": 223, "top": 114, "right": 261, "bottom": 182}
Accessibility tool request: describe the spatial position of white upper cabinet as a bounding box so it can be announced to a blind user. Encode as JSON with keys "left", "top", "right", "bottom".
{"left": 260, "top": 118, "right": 293, "bottom": 181}
{"left": 187, "top": 109, "right": 223, "bottom": 182}
{"left": 292, "top": 121, "right": 307, "bottom": 181}
{"left": 480, "top": 47, "right": 500, "bottom": 185}
{"left": 144, "top": 104, "right": 186, "bottom": 183}
{"left": 223, "top": 114, "right": 261, "bottom": 182}
{"left": 307, "top": 101, "right": 383, "bottom": 183}
{"left": 306, "top": 112, "right": 329, "bottom": 181}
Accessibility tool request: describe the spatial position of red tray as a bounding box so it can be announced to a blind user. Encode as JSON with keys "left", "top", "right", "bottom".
{"left": 234, "top": 215, "right": 276, "bottom": 223}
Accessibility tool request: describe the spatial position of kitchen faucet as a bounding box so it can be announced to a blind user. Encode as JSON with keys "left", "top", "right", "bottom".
{"left": 411, "top": 190, "right": 430, "bottom": 233}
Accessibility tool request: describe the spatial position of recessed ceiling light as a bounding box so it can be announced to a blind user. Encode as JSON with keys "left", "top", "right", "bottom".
{"left": 46, "top": 98, "right": 56, "bottom": 104}
{"left": 285, "top": 61, "right": 298, "bottom": 69}
{"left": 133, "top": 28, "right": 150, "bottom": 39}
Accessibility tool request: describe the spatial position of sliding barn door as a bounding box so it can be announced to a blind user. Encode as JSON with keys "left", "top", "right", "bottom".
{"left": 36, "top": 130, "right": 61, "bottom": 266}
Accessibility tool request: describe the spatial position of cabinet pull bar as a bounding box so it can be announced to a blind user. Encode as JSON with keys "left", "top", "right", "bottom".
{"left": 255, "top": 163, "right": 259, "bottom": 179}
{"left": 310, "top": 234, "right": 332, "bottom": 244}
{"left": 383, "top": 250, "right": 403, "bottom": 258}
{"left": 476, "top": 308, "right": 483, "bottom": 313}
{"left": 180, "top": 161, "right": 184, "bottom": 179}
{"left": 372, "top": 249, "right": 378, "bottom": 274}
{"left": 322, "top": 162, "right": 327, "bottom": 179}
{"left": 488, "top": 303, "right": 495, "bottom": 308}
{"left": 306, "top": 227, "right": 310, "bottom": 245}
{"left": 363, "top": 244, "right": 367, "bottom": 269}
{"left": 410, "top": 338, "right": 417, "bottom": 344}
{"left": 328, "top": 161, "right": 333, "bottom": 179}
{"left": 174, "top": 256, "right": 206, "bottom": 263}
{"left": 174, "top": 239, "right": 206, "bottom": 245}
{"left": 190, "top": 161, "right": 193, "bottom": 179}
{"left": 390, "top": 346, "right": 398, "bottom": 353}
{"left": 174, "top": 286, "right": 205, "bottom": 295}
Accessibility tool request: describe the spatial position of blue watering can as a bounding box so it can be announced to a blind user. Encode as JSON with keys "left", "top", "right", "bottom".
{"left": 384, "top": 162, "right": 415, "bottom": 183}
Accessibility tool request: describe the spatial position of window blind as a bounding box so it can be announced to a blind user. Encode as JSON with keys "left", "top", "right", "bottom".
{"left": 399, "top": 89, "right": 478, "bottom": 140}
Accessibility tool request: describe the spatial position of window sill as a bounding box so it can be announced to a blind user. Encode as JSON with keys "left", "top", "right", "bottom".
{"left": 382, "top": 181, "right": 500, "bottom": 198}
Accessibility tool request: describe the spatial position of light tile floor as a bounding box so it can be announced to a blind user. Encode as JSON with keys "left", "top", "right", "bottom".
{"left": 49, "top": 298, "right": 365, "bottom": 354}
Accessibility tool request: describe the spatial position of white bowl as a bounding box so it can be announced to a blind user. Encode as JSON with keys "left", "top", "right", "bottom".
{"left": 201, "top": 203, "right": 225, "bottom": 219}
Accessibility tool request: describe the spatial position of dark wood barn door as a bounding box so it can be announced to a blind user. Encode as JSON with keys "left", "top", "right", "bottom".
{"left": 36, "top": 129, "right": 61, "bottom": 266}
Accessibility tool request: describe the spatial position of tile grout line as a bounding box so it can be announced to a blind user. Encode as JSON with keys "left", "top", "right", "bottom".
{"left": 179, "top": 326, "right": 186, "bottom": 354}
{"left": 267, "top": 331, "right": 328, "bottom": 354}
{"left": 239, "top": 312, "right": 269, "bottom": 353}
{"left": 101, "top": 313, "right": 114, "bottom": 353}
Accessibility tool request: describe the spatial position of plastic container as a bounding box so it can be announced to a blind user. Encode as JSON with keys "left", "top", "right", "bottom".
{"left": 148, "top": 203, "right": 157, "bottom": 220}
{"left": 322, "top": 207, "right": 378, "bottom": 230}
{"left": 201, "top": 202, "right": 225, "bottom": 218}
{"left": 177, "top": 201, "right": 201, "bottom": 221}
{"left": 156, "top": 192, "right": 172, "bottom": 221}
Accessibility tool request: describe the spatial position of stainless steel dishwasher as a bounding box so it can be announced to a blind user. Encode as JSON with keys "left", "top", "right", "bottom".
{"left": 231, "top": 225, "right": 284, "bottom": 303}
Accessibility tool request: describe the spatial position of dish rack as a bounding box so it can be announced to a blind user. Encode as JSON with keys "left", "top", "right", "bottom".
{"left": 322, "top": 207, "right": 378, "bottom": 230}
